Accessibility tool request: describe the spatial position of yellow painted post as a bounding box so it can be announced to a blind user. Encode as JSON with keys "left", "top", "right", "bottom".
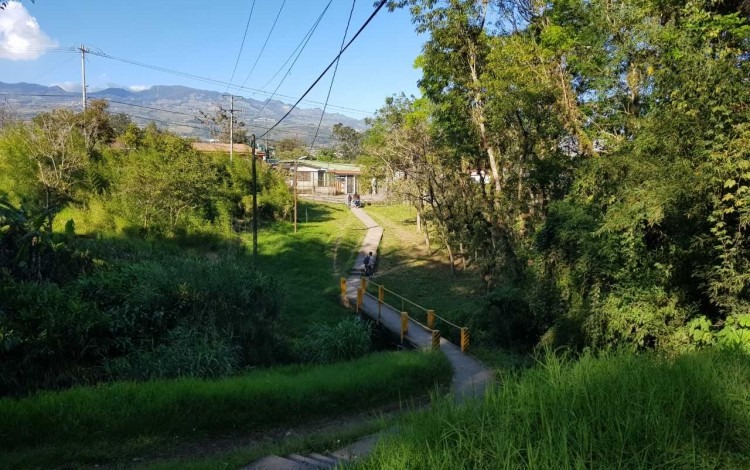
{"left": 461, "top": 327, "right": 470, "bottom": 352}
{"left": 360, "top": 276, "right": 367, "bottom": 292}
{"left": 431, "top": 329, "right": 441, "bottom": 350}
{"left": 340, "top": 277, "right": 347, "bottom": 298}
{"left": 400, "top": 312, "right": 409, "bottom": 342}
{"left": 357, "top": 288, "right": 364, "bottom": 313}
{"left": 427, "top": 310, "right": 435, "bottom": 330}
{"left": 378, "top": 285, "right": 384, "bottom": 323}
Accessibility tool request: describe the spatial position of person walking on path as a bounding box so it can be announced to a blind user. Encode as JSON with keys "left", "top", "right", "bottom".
{"left": 363, "top": 251, "right": 374, "bottom": 277}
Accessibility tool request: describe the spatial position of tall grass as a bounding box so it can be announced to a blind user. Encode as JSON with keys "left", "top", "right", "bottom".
{"left": 360, "top": 349, "right": 750, "bottom": 469}
{"left": 0, "top": 351, "right": 450, "bottom": 454}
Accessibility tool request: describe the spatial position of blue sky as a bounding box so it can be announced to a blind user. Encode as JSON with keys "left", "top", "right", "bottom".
{"left": 0, "top": 0, "right": 426, "bottom": 118}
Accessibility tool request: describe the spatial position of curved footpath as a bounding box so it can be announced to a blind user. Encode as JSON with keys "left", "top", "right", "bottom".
{"left": 344, "top": 206, "right": 494, "bottom": 399}
{"left": 247, "top": 206, "right": 494, "bottom": 469}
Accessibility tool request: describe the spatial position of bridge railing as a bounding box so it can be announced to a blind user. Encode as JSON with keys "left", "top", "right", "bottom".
{"left": 340, "top": 276, "right": 470, "bottom": 352}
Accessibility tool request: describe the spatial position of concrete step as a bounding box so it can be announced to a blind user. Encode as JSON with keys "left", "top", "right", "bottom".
{"left": 287, "top": 453, "right": 330, "bottom": 468}
{"left": 242, "top": 455, "right": 309, "bottom": 469}
{"left": 308, "top": 453, "right": 338, "bottom": 466}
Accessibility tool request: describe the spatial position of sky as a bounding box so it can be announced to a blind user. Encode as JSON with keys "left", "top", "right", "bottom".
{"left": 0, "top": 0, "right": 427, "bottom": 119}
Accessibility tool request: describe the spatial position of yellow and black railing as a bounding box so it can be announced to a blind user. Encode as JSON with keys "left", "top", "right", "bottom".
{"left": 340, "top": 276, "right": 470, "bottom": 353}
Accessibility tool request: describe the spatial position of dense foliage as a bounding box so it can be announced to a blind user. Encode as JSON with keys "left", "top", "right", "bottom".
{"left": 368, "top": 0, "right": 750, "bottom": 352}
{"left": 0, "top": 103, "right": 295, "bottom": 395}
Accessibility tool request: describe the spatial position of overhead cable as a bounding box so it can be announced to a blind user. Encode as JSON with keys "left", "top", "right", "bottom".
{"left": 259, "top": 0, "right": 387, "bottom": 139}
{"left": 240, "top": 0, "right": 287, "bottom": 88}
{"left": 85, "top": 49, "right": 372, "bottom": 116}
{"left": 310, "top": 0, "right": 357, "bottom": 151}
{"left": 251, "top": 0, "right": 333, "bottom": 120}
{"left": 226, "top": 0, "right": 257, "bottom": 91}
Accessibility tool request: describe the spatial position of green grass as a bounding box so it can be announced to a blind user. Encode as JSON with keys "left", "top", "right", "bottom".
{"left": 250, "top": 200, "right": 363, "bottom": 335}
{"left": 364, "top": 204, "right": 484, "bottom": 338}
{"left": 0, "top": 350, "right": 451, "bottom": 469}
{"left": 358, "top": 349, "right": 750, "bottom": 469}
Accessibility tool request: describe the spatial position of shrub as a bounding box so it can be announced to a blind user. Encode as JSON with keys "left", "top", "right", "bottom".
{"left": 295, "top": 318, "right": 372, "bottom": 363}
{"left": 106, "top": 326, "right": 240, "bottom": 381}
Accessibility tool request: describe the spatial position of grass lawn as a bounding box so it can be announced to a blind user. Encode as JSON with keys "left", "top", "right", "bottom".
{"left": 249, "top": 200, "right": 364, "bottom": 335}
{"left": 364, "top": 204, "right": 484, "bottom": 339}
{"left": 0, "top": 351, "right": 451, "bottom": 469}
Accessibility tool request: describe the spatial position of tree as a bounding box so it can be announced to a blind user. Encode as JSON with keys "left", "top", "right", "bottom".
{"left": 198, "top": 106, "right": 247, "bottom": 144}
{"left": 332, "top": 123, "right": 362, "bottom": 160}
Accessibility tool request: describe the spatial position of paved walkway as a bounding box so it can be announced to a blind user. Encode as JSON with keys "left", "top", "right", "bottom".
{"left": 246, "top": 206, "right": 495, "bottom": 469}
{"left": 344, "top": 207, "right": 494, "bottom": 400}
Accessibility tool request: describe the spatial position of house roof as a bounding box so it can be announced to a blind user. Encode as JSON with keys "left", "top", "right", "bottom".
{"left": 280, "top": 160, "right": 361, "bottom": 175}
{"left": 192, "top": 142, "right": 267, "bottom": 155}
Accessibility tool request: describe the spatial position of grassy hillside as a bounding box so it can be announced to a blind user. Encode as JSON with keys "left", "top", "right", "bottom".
{"left": 360, "top": 349, "right": 750, "bottom": 469}
{"left": 0, "top": 351, "right": 451, "bottom": 469}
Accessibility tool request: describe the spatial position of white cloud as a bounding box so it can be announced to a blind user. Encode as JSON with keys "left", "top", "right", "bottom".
{"left": 0, "top": 1, "right": 57, "bottom": 61}
{"left": 128, "top": 85, "right": 151, "bottom": 92}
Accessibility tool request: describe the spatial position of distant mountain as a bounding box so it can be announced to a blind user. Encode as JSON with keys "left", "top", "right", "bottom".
{"left": 0, "top": 82, "right": 367, "bottom": 147}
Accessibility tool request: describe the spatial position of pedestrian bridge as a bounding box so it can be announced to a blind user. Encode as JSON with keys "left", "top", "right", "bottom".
{"left": 342, "top": 207, "right": 493, "bottom": 399}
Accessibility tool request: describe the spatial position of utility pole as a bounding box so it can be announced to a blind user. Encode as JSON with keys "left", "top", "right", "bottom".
{"left": 222, "top": 94, "right": 236, "bottom": 164}
{"left": 79, "top": 44, "right": 88, "bottom": 112}
{"left": 294, "top": 157, "right": 298, "bottom": 233}
{"left": 251, "top": 135, "right": 258, "bottom": 265}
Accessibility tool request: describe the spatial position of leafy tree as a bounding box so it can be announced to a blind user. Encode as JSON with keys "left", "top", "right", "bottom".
{"left": 332, "top": 123, "right": 362, "bottom": 160}
{"left": 198, "top": 106, "right": 247, "bottom": 144}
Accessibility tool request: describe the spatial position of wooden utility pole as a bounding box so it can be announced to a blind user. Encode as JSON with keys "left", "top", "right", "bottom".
{"left": 294, "top": 158, "right": 298, "bottom": 233}
{"left": 222, "top": 94, "right": 236, "bottom": 164}
{"left": 251, "top": 134, "right": 258, "bottom": 264}
{"left": 229, "top": 95, "right": 234, "bottom": 164}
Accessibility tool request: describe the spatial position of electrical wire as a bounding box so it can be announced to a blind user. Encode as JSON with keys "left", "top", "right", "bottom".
{"left": 259, "top": 0, "right": 333, "bottom": 91}
{"left": 226, "top": 0, "right": 257, "bottom": 91}
{"left": 85, "top": 49, "right": 372, "bottom": 116}
{"left": 0, "top": 93, "right": 338, "bottom": 140}
{"left": 250, "top": 0, "right": 332, "bottom": 120}
{"left": 260, "top": 0, "right": 387, "bottom": 139}
{"left": 240, "top": 0, "right": 286, "bottom": 88}
{"left": 309, "top": 0, "right": 357, "bottom": 151}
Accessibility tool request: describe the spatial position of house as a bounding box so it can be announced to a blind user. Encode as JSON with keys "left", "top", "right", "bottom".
{"left": 191, "top": 142, "right": 266, "bottom": 160}
{"left": 281, "top": 159, "right": 362, "bottom": 195}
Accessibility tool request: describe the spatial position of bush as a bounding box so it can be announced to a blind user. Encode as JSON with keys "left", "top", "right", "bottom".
{"left": 295, "top": 318, "right": 372, "bottom": 364}
{"left": 106, "top": 326, "right": 240, "bottom": 381}
{"left": 0, "top": 277, "right": 109, "bottom": 395}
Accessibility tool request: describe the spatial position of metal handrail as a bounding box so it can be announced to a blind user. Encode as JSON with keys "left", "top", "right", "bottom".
{"left": 356, "top": 277, "right": 464, "bottom": 333}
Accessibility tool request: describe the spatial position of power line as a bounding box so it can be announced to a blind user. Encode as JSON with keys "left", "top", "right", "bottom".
{"left": 0, "top": 93, "right": 339, "bottom": 141}
{"left": 85, "top": 49, "right": 372, "bottom": 116}
{"left": 260, "top": 0, "right": 333, "bottom": 91}
{"left": 260, "top": 0, "right": 387, "bottom": 139}
{"left": 226, "top": 0, "right": 257, "bottom": 91}
{"left": 240, "top": 0, "right": 286, "bottom": 88}
{"left": 251, "top": 0, "right": 332, "bottom": 120}
{"left": 310, "top": 0, "right": 357, "bottom": 151}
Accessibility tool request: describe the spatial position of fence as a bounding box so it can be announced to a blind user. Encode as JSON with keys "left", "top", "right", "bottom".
{"left": 340, "top": 276, "right": 470, "bottom": 352}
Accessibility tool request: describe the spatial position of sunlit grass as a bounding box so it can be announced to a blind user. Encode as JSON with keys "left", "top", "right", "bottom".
{"left": 359, "top": 349, "right": 750, "bottom": 469}
{"left": 0, "top": 351, "right": 451, "bottom": 469}
{"left": 244, "top": 200, "right": 363, "bottom": 335}
{"left": 365, "top": 204, "right": 484, "bottom": 336}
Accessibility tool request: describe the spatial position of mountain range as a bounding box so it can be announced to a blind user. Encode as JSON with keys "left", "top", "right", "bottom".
{"left": 0, "top": 81, "right": 368, "bottom": 146}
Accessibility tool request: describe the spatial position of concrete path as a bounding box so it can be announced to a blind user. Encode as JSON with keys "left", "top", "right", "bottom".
{"left": 245, "top": 206, "right": 495, "bottom": 469}
{"left": 344, "top": 207, "right": 495, "bottom": 399}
